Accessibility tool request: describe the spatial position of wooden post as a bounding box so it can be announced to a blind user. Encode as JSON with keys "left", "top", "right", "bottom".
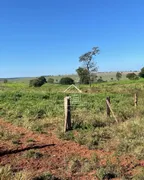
{"left": 106, "top": 97, "right": 118, "bottom": 123}
{"left": 134, "top": 93, "right": 138, "bottom": 107}
{"left": 64, "top": 96, "right": 71, "bottom": 132}
{"left": 106, "top": 97, "right": 111, "bottom": 117}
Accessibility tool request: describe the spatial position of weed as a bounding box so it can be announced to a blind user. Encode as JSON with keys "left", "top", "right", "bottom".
{"left": 1, "top": 81, "right": 144, "bottom": 178}
{"left": 0, "top": 165, "right": 30, "bottom": 180}
{"left": 57, "top": 131, "right": 74, "bottom": 141}
{"left": 24, "top": 150, "right": 43, "bottom": 159}
{"left": 33, "top": 172, "right": 60, "bottom": 180}
{"left": 26, "top": 139, "right": 36, "bottom": 143}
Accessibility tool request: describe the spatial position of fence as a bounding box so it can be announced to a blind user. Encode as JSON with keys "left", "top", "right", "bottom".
{"left": 64, "top": 93, "right": 139, "bottom": 132}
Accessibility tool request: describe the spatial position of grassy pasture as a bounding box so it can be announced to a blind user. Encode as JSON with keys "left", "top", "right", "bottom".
{"left": 0, "top": 79, "right": 144, "bottom": 178}
{"left": 0, "top": 71, "right": 139, "bottom": 84}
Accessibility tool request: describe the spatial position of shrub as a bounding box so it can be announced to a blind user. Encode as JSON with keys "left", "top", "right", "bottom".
{"left": 33, "top": 172, "right": 60, "bottom": 180}
{"left": 38, "top": 76, "right": 47, "bottom": 83}
{"left": 139, "top": 67, "right": 144, "bottom": 78}
{"left": 24, "top": 150, "right": 43, "bottom": 159}
{"left": 59, "top": 77, "right": 74, "bottom": 85}
{"left": 97, "top": 77, "right": 105, "bottom": 83}
{"left": 116, "top": 72, "right": 122, "bottom": 81}
{"left": 29, "top": 76, "right": 47, "bottom": 87}
{"left": 126, "top": 73, "right": 139, "bottom": 80}
{"left": 3, "top": 79, "right": 8, "bottom": 83}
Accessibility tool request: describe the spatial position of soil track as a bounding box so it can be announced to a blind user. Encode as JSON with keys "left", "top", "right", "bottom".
{"left": 0, "top": 119, "right": 107, "bottom": 179}
{"left": 0, "top": 119, "right": 143, "bottom": 179}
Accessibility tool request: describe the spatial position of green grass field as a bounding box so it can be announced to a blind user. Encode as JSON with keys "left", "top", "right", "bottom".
{"left": 0, "top": 78, "right": 144, "bottom": 178}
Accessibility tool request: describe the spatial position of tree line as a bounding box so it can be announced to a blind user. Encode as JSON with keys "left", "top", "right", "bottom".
{"left": 2, "top": 46, "right": 144, "bottom": 86}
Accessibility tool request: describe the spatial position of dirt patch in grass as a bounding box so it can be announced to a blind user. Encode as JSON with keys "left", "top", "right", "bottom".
{"left": 0, "top": 119, "right": 143, "bottom": 179}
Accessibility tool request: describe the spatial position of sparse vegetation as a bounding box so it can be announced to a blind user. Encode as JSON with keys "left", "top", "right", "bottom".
{"left": 24, "top": 150, "right": 43, "bottom": 159}
{"left": 0, "top": 165, "right": 29, "bottom": 180}
{"left": 0, "top": 76, "right": 144, "bottom": 178}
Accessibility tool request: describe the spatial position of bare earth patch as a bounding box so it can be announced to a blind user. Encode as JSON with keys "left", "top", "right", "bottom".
{"left": 0, "top": 119, "right": 143, "bottom": 179}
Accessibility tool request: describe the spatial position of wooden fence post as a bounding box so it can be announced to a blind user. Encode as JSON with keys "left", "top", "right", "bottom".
{"left": 106, "top": 97, "right": 111, "bottom": 117}
{"left": 64, "top": 96, "right": 71, "bottom": 132}
{"left": 106, "top": 97, "right": 118, "bottom": 123}
{"left": 134, "top": 93, "right": 138, "bottom": 107}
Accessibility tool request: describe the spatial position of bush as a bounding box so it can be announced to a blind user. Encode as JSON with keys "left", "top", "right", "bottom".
{"left": 33, "top": 172, "right": 60, "bottom": 180}
{"left": 116, "top": 72, "right": 122, "bottom": 81}
{"left": 126, "top": 73, "right": 139, "bottom": 80}
{"left": 29, "top": 76, "right": 47, "bottom": 87}
{"left": 38, "top": 76, "right": 47, "bottom": 83}
{"left": 139, "top": 67, "right": 144, "bottom": 78}
{"left": 59, "top": 77, "right": 74, "bottom": 85}
{"left": 3, "top": 79, "right": 8, "bottom": 83}
{"left": 97, "top": 77, "right": 105, "bottom": 83}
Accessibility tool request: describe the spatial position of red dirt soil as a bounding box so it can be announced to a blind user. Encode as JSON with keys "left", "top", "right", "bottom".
{"left": 0, "top": 119, "right": 143, "bottom": 179}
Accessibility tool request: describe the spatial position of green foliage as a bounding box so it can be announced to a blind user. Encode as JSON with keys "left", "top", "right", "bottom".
{"left": 79, "top": 47, "right": 99, "bottom": 72}
{"left": 59, "top": 77, "right": 74, "bottom": 85}
{"left": 126, "top": 73, "right": 139, "bottom": 80}
{"left": 38, "top": 76, "right": 47, "bottom": 83}
{"left": 29, "top": 76, "right": 47, "bottom": 87}
{"left": 116, "top": 72, "right": 122, "bottom": 81}
{"left": 0, "top": 165, "right": 28, "bottom": 180}
{"left": 97, "top": 76, "right": 105, "bottom": 83}
{"left": 78, "top": 47, "right": 100, "bottom": 85}
{"left": 33, "top": 172, "right": 60, "bottom": 180}
{"left": 24, "top": 150, "right": 43, "bottom": 159}
{"left": 76, "top": 67, "right": 89, "bottom": 84}
{"left": 3, "top": 79, "right": 8, "bottom": 83}
{"left": 66, "top": 155, "right": 96, "bottom": 174}
{"left": 139, "top": 67, "right": 144, "bottom": 78}
{"left": 58, "top": 131, "right": 75, "bottom": 141}
{"left": 1, "top": 80, "right": 144, "bottom": 178}
{"left": 132, "top": 167, "right": 144, "bottom": 180}
{"left": 0, "top": 126, "right": 21, "bottom": 141}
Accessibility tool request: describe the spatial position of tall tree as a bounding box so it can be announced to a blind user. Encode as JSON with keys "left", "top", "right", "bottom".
{"left": 79, "top": 47, "right": 100, "bottom": 86}
{"left": 116, "top": 72, "right": 122, "bottom": 81}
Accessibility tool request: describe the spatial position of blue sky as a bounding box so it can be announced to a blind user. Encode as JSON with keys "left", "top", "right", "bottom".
{"left": 0, "top": 0, "right": 144, "bottom": 78}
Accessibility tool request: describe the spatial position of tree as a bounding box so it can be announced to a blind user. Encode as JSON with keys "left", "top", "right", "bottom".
{"left": 76, "top": 67, "right": 89, "bottom": 84}
{"left": 47, "top": 78, "right": 54, "bottom": 84}
{"left": 38, "top": 76, "right": 47, "bottom": 84}
{"left": 139, "top": 67, "right": 144, "bottom": 78}
{"left": 3, "top": 79, "right": 8, "bottom": 83}
{"left": 116, "top": 72, "right": 122, "bottom": 81}
{"left": 29, "top": 76, "right": 47, "bottom": 87}
{"left": 78, "top": 47, "right": 100, "bottom": 85}
{"left": 126, "top": 73, "right": 139, "bottom": 80}
{"left": 59, "top": 77, "right": 74, "bottom": 85}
